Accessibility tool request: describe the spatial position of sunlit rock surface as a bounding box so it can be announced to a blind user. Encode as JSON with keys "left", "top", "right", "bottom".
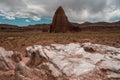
{"left": 26, "top": 42, "right": 120, "bottom": 80}
{"left": 1, "top": 43, "right": 119, "bottom": 80}
{"left": 0, "top": 47, "right": 14, "bottom": 70}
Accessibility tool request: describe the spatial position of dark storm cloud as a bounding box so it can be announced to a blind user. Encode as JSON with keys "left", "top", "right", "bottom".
{"left": 0, "top": 0, "right": 119, "bottom": 22}
{"left": 26, "top": 0, "right": 107, "bottom": 19}
{"left": 29, "top": 0, "right": 107, "bottom": 14}
{"left": 60, "top": 0, "right": 107, "bottom": 13}
{"left": 111, "top": 0, "right": 120, "bottom": 7}
{"left": 0, "top": 0, "right": 27, "bottom": 10}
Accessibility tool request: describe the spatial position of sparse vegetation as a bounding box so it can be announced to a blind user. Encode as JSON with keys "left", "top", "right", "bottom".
{"left": 0, "top": 31, "right": 120, "bottom": 54}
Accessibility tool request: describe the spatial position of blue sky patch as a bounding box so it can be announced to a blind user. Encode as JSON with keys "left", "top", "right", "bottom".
{"left": 0, "top": 16, "right": 52, "bottom": 26}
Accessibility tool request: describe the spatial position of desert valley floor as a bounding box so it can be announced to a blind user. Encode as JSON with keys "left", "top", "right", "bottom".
{"left": 0, "top": 31, "right": 120, "bottom": 80}
{"left": 0, "top": 31, "right": 120, "bottom": 54}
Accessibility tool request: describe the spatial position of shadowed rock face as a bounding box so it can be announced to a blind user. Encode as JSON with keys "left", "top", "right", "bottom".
{"left": 50, "top": 6, "right": 81, "bottom": 33}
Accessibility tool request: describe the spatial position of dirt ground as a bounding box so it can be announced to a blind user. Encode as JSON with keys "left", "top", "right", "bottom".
{"left": 0, "top": 31, "right": 120, "bottom": 55}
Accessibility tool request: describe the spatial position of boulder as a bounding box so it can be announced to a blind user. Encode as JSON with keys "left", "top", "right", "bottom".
{"left": 0, "top": 47, "right": 14, "bottom": 70}
{"left": 26, "top": 46, "right": 47, "bottom": 67}
{"left": 12, "top": 52, "right": 32, "bottom": 80}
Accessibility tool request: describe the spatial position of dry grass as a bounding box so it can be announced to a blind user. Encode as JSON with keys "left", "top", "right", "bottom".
{"left": 0, "top": 31, "right": 120, "bottom": 55}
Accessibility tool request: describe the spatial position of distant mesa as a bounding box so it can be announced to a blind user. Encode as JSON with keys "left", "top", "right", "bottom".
{"left": 50, "top": 6, "right": 81, "bottom": 33}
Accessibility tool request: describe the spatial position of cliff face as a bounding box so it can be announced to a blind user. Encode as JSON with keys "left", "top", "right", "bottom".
{"left": 50, "top": 6, "right": 81, "bottom": 33}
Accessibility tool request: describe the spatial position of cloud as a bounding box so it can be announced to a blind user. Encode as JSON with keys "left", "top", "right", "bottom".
{"left": 32, "top": 16, "right": 41, "bottom": 21}
{"left": 0, "top": 0, "right": 120, "bottom": 23}
{"left": 0, "top": 0, "right": 26, "bottom": 11}
{"left": 25, "top": 19, "right": 30, "bottom": 22}
{"left": 5, "top": 16, "right": 15, "bottom": 20}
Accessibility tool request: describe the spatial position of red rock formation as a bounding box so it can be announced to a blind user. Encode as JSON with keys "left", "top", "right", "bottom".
{"left": 50, "top": 6, "right": 81, "bottom": 33}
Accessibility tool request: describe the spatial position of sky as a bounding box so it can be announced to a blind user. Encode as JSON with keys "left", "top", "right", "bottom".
{"left": 0, "top": 0, "right": 120, "bottom": 26}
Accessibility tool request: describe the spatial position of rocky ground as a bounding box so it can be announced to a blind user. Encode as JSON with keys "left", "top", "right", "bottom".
{"left": 0, "top": 42, "right": 120, "bottom": 80}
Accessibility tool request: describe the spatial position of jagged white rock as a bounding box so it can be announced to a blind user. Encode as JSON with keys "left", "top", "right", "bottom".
{"left": 43, "top": 62, "right": 62, "bottom": 77}
{"left": 0, "top": 47, "right": 14, "bottom": 70}
{"left": 26, "top": 42, "right": 120, "bottom": 79}
{"left": 26, "top": 46, "right": 33, "bottom": 57}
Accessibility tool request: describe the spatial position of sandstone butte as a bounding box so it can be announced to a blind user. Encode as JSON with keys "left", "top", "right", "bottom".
{"left": 50, "top": 6, "right": 81, "bottom": 33}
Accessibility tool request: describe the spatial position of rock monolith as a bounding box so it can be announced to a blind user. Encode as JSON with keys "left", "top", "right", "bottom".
{"left": 50, "top": 6, "right": 81, "bottom": 33}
